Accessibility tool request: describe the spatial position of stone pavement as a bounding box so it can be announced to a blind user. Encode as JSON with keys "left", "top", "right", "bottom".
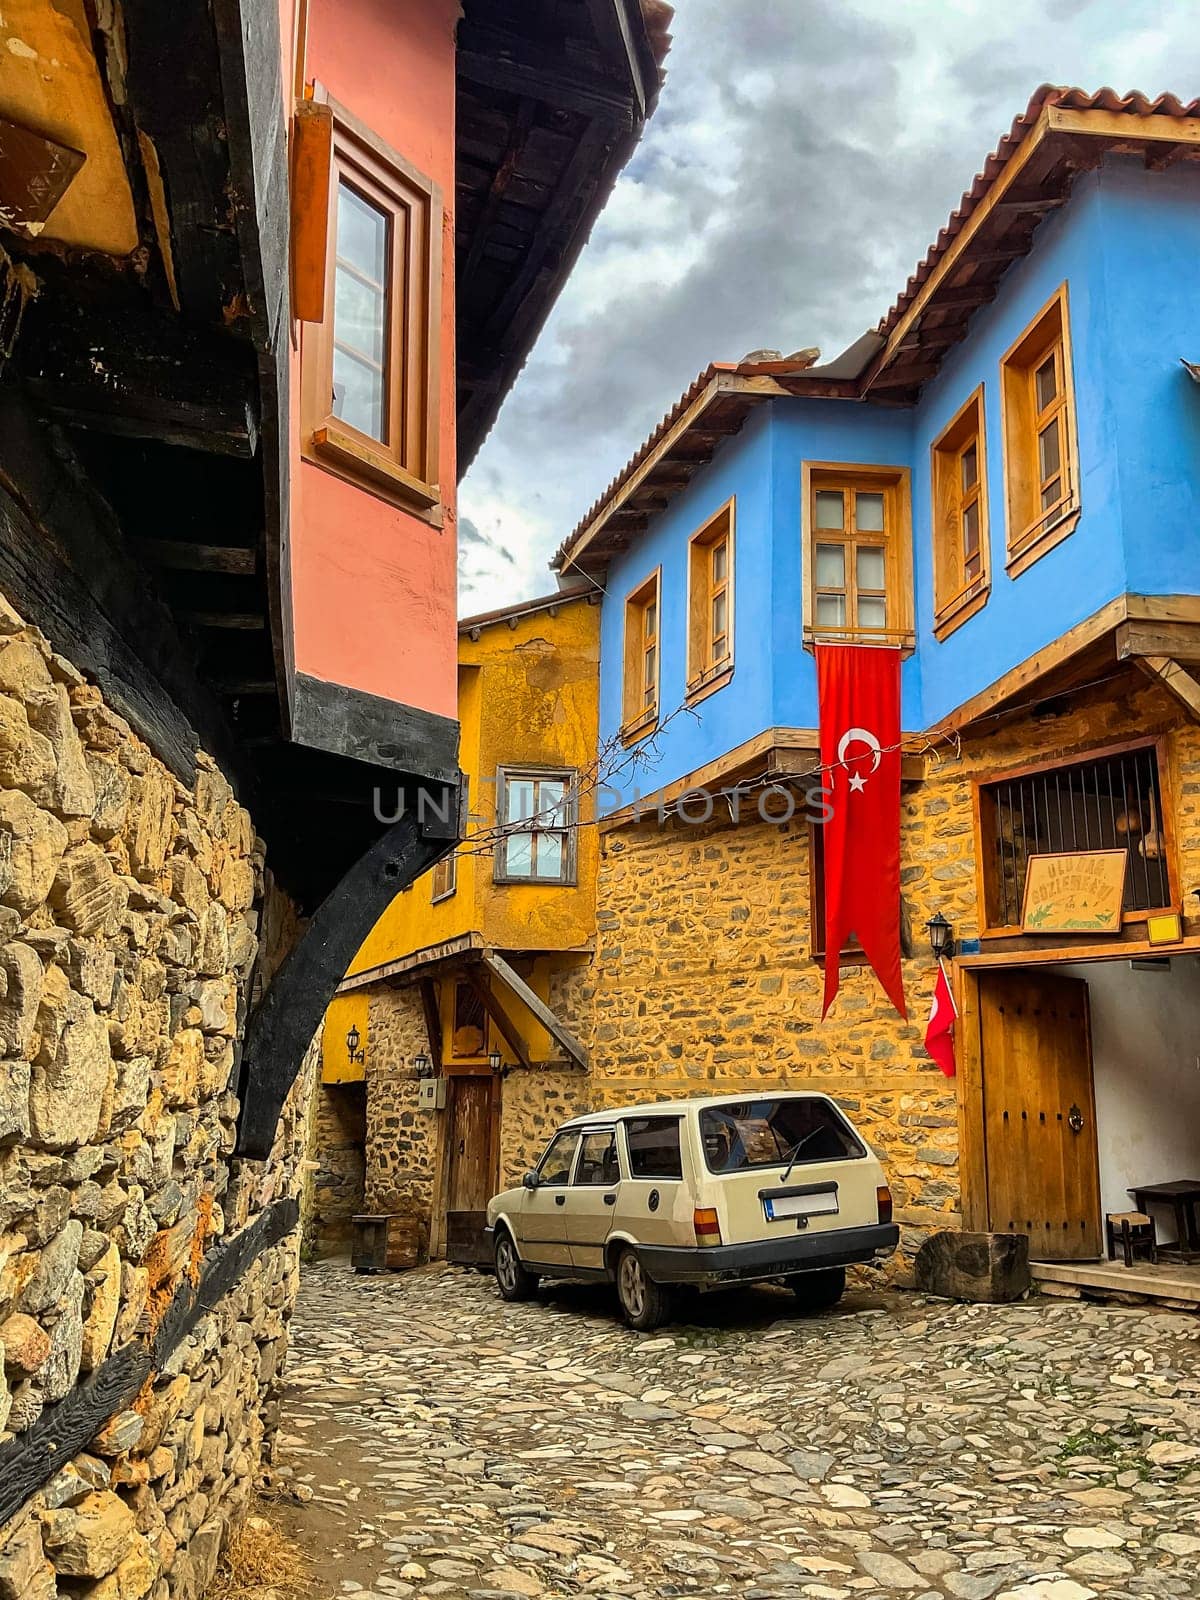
{"left": 273, "top": 1262, "right": 1200, "bottom": 1600}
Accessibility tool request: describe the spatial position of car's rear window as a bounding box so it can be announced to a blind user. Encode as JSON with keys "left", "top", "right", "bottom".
{"left": 699, "top": 1097, "right": 865, "bottom": 1174}
{"left": 624, "top": 1116, "right": 683, "bottom": 1179}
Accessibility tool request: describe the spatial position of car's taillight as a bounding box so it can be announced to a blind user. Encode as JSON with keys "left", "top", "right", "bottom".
{"left": 693, "top": 1206, "right": 722, "bottom": 1246}
{"left": 876, "top": 1185, "right": 893, "bottom": 1225}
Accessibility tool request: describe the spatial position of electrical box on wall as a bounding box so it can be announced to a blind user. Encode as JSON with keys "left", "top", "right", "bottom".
{"left": 418, "top": 1078, "right": 447, "bottom": 1111}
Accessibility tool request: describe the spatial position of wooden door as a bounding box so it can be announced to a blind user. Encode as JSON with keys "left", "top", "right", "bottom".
{"left": 979, "top": 969, "right": 1101, "bottom": 1260}
{"left": 444, "top": 1075, "right": 496, "bottom": 1265}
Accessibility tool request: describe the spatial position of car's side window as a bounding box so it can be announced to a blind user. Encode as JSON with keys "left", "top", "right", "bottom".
{"left": 624, "top": 1117, "right": 684, "bottom": 1180}
{"left": 537, "top": 1131, "right": 579, "bottom": 1186}
{"left": 574, "top": 1130, "right": 619, "bottom": 1186}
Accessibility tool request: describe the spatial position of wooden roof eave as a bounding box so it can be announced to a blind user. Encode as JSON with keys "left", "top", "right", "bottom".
{"left": 558, "top": 369, "right": 857, "bottom": 574}
{"left": 864, "top": 105, "right": 1200, "bottom": 395}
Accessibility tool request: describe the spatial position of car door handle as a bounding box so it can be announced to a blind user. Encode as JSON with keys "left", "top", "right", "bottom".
{"left": 555, "top": 1194, "right": 566, "bottom": 1206}
{"left": 604, "top": 1194, "right": 617, "bottom": 1206}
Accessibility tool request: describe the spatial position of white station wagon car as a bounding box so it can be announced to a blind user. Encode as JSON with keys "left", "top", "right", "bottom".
{"left": 485, "top": 1092, "right": 897, "bottom": 1329}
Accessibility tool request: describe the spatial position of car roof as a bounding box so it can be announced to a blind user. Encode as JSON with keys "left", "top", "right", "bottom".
{"left": 559, "top": 1090, "right": 837, "bottom": 1129}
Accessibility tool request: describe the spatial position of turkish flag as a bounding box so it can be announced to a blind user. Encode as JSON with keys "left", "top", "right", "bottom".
{"left": 924, "top": 959, "right": 957, "bottom": 1077}
{"left": 816, "top": 643, "right": 906, "bottom": 1019}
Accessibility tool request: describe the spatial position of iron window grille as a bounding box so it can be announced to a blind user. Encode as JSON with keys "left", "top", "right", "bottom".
{"left": 980, "top": 741, "right": 1172, "bottom": 929}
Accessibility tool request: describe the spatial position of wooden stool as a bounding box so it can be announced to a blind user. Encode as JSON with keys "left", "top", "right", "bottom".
{"left": 1105, "top": 1211, "right": 1157, "bottom": 1268}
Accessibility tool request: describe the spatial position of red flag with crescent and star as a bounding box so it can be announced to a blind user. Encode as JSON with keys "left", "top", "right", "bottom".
{"left": 816, "top": 643, "right": 906, "bottom": 1020}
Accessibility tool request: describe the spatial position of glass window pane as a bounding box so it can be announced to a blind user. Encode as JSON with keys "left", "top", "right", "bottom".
{"left": 815, "top": 543, "right": 845, "bottom": 589}
{"left": 505, "top": 832, "right": 534, "bottom": 878}
{"left": 1035, "top": 352, "right": 1058, "bottom": 411}
{"left": 815, "top": 594, "right": 846, "bottom": 627}
{"left": 858, "top": 595, "right": 888, "bottom": 629}
{"left": 712, "top": 541, "right": 727, "bottom": 584}
{"left": 332, "top": 345, "right": 384, "bottom": 440}
{"left": 815, "top": 490, "right": 843, "bottom": 530}
{"left": 1038, "top": 419, "right": 1061, "bottom": 482}
{"left": 644, "top": 602, "right": 657, "bottom": 641}
{"left": 856, "top": 546, "right": 886, "bottom": 591}
{"left": 538, "top": 1132, "right": 578, "bottom": 1186}
{"left": 504, "top": 777, "right": 535, "bottom": 824}
{"left": 964, "top": 553, "right": 982, "bottom": 583}
{"left": 961, "top": 442, "right": 978, "bottom": 491}
{"left": 537, "top": 830, "right": 564, "bottom": 880}
{"left": 855, "top": 491, "right": 885, "bottom": 532}
{"left": 334, "top": 267, "right": 386, "bottom": 365}
{"left": 962, "top": 499, "right": 980, "bottom": 559}
{"left": 626, "top": 1116, "right": 683, "bottom": 1180}
{"left": 337, "top": 182, "right": 388, "bottom": 283}
{"left": 1041, "top": 476, "right": 1062, "bottom": 512}
{"left": 643, "top": 644, "right": 656, "bottom": 689}
{"left": 711, "top": 590, "right": 727, "bottom": 645}
{"left": 539, "top": 780, "right": 566, "bottom": 826}
{"left": 574, "top": 1131, "right": 617, "bottom": 1186}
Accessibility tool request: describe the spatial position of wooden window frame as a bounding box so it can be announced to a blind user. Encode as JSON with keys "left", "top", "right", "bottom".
{"left": 686, "top": 499, "right": 735, "bottom": 705}
{"left": 1000, "top": 283, "right": 1080, "bottom": 577}
{"left": 300, "top": 89, "right": 443, "bottom": 522}
{"left": 431, "top": 849, "right": 457, "bottom": 904}
{"left": 931, "top": 385, "right": 991, "bottom": 639}
{"left": 493, "top": 766, "right": 579, "bottom": 887}
{"left": 972, "top": 735, "right": 1179, "bottom": 937}
{"left": 801, "top": 462, "right": 914, "bottom": 651}
{"left": 620, "top": 568, "right": 661, "bottom": 745}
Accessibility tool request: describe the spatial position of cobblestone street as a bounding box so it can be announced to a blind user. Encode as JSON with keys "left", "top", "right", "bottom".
{"left": 273, "top": 1263, "right": 1200, "bottom": 1600}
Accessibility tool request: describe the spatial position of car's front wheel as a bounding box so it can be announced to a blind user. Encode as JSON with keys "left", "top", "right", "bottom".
{"left": 788, "top": 1266, "right": 846, "bottom": 1311}
{"left": 615, "top": 1246, "right": 672, "bottom": 1331}
{"left": 494, "top": 1228, "right": 539, "bottom": 1302}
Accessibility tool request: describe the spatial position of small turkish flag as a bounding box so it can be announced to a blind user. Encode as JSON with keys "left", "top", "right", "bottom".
{"left": 924, "top": 959, "right": 957, "bottom": 1077}
{"left": 817, "top": 643, "right": 906, "bottom": 1019}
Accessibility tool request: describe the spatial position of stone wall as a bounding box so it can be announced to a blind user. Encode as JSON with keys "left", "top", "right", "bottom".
{"left": 305, "top": 1083, "right": 366, "bottom": 1255}
{"left": 0, "top": 595, "right": 311, "bottom": 1598}
{"left": 362, "top": 990, "right": 434, "bottom": 1218}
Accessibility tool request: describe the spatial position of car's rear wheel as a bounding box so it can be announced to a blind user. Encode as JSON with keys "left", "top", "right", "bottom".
{"left": 494, "top": 1228, "right": 538, "bottom": 1302}
{"left": 615, "top": 1246, "right": 672, "bottom": 1331}
{"left": 788, "top": 1266, "right": 846, "bottom": 1311}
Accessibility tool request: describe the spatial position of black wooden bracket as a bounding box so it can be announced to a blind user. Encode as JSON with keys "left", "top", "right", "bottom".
{"left": 235, "top": 783, "right": 462, "bottom": 1158}
{"left": 0, "top": 1197, "right": 299, "bottom": 1527}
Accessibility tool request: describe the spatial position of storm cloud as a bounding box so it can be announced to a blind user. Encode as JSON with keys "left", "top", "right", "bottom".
{"left": 457, "top": 0, "right": 1200, "bottom": 613}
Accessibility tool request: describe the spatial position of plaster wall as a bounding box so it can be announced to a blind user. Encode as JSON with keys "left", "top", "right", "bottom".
{"left": 290, "top": 0, "right": 459, "bottom": 720}
{"left": 1060, "top": 956, "right": 1200, "bottom": 1244}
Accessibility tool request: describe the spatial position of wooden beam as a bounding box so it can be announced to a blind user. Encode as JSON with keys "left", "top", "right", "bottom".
{"left": 419, "top": 977, "right": 443, "bottom": 1073}
{"left": 1045, "top": 104, "right": 1200, "bottom": 149}
{"left": 461, "top": 98, "right": 537, "bottom": 286}
{"left": 135, "top": 540, "right": 257, "bottom": 575}
{"left": 926, "top": 283, "right": 997, "bottom": 308}
{"left": 184, "top": 611, "right": 265, "bottom": 630}
{"left": 457, "top": 23, "right": 638, "bottom": 128}
{"left": 1116, "top": 618, "right": 1200, "bottom": 664}
{"left": 338, "top": 932, "right": 486, "bottom": 992}
{"left": 1136, "top": 656, "right": 1200, "bottom": 721}
{"left": 237, "top": 801, "right": 459, "bottom": 1157}
{"left": 19, "top": 298, "right": 259, "bottom": 457}
{"left": 932, "top": 595, "right": 1129, "bottom": 735}
{"left": 467, "top": 970, "right": 532, "bottom": 1070}
{"left": 481, "top": 950, "right": 587, "bottom": 1068}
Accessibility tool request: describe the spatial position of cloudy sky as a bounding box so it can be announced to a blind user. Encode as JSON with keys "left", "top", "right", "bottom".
{"left": 457, "top": 0, "right": 1200, "bottom": 612}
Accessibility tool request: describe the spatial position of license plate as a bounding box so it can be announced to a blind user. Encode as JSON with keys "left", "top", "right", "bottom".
{"left": 763, "top": 1190, "right": 839, "bottom": 1222}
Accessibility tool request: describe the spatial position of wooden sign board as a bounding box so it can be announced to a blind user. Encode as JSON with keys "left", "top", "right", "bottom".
{"left": 1021, "top": 850, "right": 1127, "bottom": 934}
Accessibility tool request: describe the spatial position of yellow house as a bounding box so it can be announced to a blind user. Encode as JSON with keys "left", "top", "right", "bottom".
{"left": 314, "top": 587, "right": 600, "bottom": 1258}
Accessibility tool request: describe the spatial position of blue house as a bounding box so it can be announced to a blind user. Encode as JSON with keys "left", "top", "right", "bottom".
{"left": 552, "top": 88, "right": 1200, "bottom": 1295}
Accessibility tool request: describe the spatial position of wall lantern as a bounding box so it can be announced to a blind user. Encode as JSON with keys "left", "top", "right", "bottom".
{"left": 488, "top": 1049, "right": 503, "bottom": 1075}
{"left": 413, "top": 1051, "right": 433, "bottom": 1079}
{"left": 345, "top": 1023, "right": 365, "bottom": 1065}
{"left": 925, "top": 911, "right": 955, "bottom": 960}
